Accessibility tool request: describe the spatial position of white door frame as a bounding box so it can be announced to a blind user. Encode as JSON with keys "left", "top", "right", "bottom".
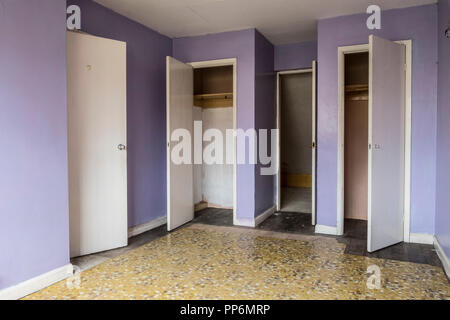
{"left": 276, "top": 64, "right": 317, "bottom": 225}
{"left": 337, "top": 40, "right": 412, "bottom": 241}
{"left": 187, "top": 58, "right": 237, "bottom": 225}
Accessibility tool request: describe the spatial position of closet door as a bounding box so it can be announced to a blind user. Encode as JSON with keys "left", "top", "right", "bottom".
{"left": 311, "top": 60, "right": 317, "bottom": 225}
{"left": 67, "top": 32, "right": 128, "bottom": 257}
{"left": 166, "top": 57, "right": 194, "bottom": 231}
{"left": 368, "top": 35, "right": 405, "bottom": 252}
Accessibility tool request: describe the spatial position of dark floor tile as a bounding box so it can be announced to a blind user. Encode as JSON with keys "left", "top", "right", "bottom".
{"left": 258, "top": 212, "right": 315, "bottom": 235}
{"left": 192, "top": 210, "right": 442, "bottom": 269}
{"left": 194, "top": 208, "right": 234, "bottom": 226}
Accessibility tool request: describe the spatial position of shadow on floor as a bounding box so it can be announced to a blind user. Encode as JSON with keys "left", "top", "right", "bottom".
{"left": 72, "top": 208, "right": 443, "bottom": 272}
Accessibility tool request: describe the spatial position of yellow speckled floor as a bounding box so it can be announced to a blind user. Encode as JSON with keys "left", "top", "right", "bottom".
{"left": 25, "top": 224, "right": 449, "bottom": 300}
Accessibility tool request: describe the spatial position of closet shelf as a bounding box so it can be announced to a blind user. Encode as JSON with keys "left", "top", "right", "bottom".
{"left": 194, "top": 92, "right": 233, "bottom": 100}
{"left": 345, "top": 84, "right": 368, "bottom": 93}
{"left": 194, "top": 92, "right": 233, "bottom": 108}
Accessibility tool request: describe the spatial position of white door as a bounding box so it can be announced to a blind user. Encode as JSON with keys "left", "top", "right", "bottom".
{"left": 311, "top": 61, "right": 317, "bottom": 226}
{"left": 67, "top": 32, "right": 128, "bottom": 258}
{"left": 166, "top": 57, "right": 194, "bottom": 231}
{"left": 368, "top": 35, "right": 405, "bottom": 252}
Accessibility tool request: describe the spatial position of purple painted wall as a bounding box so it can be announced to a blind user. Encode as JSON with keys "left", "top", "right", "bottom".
{"left": 67, "top": 0, "right": 172, "bottom": 227}
{"left": 435, "top": 0, "right": 450, "bottom": 257}
{"left": 317, "top": 4, "right": 438, "bottom": 233}
{"left": 274, "top": 41, "right": 317, "bottom": 71}
{"left": 0, "top": 0, "right": 69, "bottom": 289}
{"left": 255, "top": 31, "right": 276, "bottom": 216}
{"left": 173, "top": 29, "right": 256, "bottom": 220}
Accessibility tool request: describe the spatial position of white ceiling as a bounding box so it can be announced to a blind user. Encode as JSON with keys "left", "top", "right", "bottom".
{"left": 93, "top": 0, "right": 436, "bottom": 45}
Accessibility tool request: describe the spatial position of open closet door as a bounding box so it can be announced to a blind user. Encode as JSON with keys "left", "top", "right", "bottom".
{"left": 368, "top": 35, "right": 405, "bottom": 252}
{"left": 311, "top": 60, "right": 317, "bottom": 226}
{"left": 166, "top": 57, "right": 194, "bottom": 231}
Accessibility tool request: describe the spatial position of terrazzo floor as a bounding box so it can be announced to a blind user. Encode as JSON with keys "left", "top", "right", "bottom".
{"left": 24, "top": 224, "right": 449, "bottom": 300}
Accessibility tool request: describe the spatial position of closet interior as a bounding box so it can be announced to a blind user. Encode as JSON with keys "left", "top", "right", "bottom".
{"left": 279, "top": 71, "right": 313, "bottom": 215}
{"left": 193, "top": 66, "right": 234, "bottom": 212}
{"left": 344, "top": 52, "right": 369, "bottom": 236}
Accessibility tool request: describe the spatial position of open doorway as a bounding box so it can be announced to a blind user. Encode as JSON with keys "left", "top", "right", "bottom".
{"left": 337, "top": 37, "right": 412, "bottom": 253}
{"left": 192, "top": 64, "right": 236, "bottom": 226}
{"left": 166, "top": 58, "right": 237, "bottom": 231}
{"left": 343, "top": 52, "right": 369, "bottom": 240}
{"left": 275, "top": 63, "right": 317, "bottom": 226}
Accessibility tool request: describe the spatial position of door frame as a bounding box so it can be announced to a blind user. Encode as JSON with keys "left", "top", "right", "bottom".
{"left": 275, "top": 62, "right": 317, "bottom": 225}
{"left": 187, "top": 58, "right": 237, "bottom": 225}
{"left": 336, "top": 40, "right": 412, "bottom": 241}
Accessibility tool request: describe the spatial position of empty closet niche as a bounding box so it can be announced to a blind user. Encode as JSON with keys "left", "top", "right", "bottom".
{"left": 193, "top": 66, "right": 234, "bottom": 212}
{"left": 344, "top": 52, "right": 369, "bottom": 238}
{"left": 279, "top": 72, "right": 313, "bottom": 214}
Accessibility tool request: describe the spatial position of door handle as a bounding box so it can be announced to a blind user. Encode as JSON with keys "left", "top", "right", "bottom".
{"left": 118, "top": 144, "right": 127, "bottom": 151}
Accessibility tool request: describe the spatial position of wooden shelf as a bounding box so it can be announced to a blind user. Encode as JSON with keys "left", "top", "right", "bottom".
{"left": 345, "top": 84, "right": 368, "bottom": 93}
{"left": 194, "top": 92, "right": 233, "bottom": 108}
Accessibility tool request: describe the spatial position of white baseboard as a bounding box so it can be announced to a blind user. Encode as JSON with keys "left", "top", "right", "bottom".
{"left": 434, "top": 236, "right": 450, "bottom": 278}
{"left": 315, "top": 224, "right": 338, "bottom": 235}
{"left": 234, "top": 218, "right": 255, "bottom": 228}
{"left": 255, "top": 205, "right": 276, "bottom": 226}
{"left": 128, "top": 215, "right": 167, "bottom": 238}
{"left": 234, "top": 205, "right": 276, "bottom": 228}
{"left": 409, "top": 233, "right": 434, "bottom": 245}
{"left": 0, "top": 264, "right": 73, "bottom": 300}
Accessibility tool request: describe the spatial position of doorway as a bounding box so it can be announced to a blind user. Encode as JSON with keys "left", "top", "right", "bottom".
{"left": 337, "top": 36, "right": 412, "bottom": 252}
{"left": 276, "top": 62, "right": 317, "bottom": 226}
{"left": 343, "top": 52, "right": 369, "bottom": 240}
{"left": 166, "top": 58, "right": 237, "bottom": 231}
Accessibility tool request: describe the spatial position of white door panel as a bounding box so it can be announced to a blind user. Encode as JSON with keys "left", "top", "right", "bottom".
{"left": 67, "top": 32, "right": 128, "bottom": 257}
{"left": 312, "top": 60, "right": 317, "bottom": 226}
{"left": 368, "top": 35, "right": 405, "bottom": 252}
{"left": 166, "top": 57, "right": 194, "bottom": 231}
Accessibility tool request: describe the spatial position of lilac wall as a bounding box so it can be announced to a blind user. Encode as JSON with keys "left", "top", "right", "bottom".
{"left": 67, "top": 0, "right": 172, "bottom": 227}
{"left": 435, "top": 0, "right": 450, "bottom": 257}
{"left": 0, "top": 0, "right": 69, "bottom": 289}
{"left": 173, "top": 29, "right": 256, "bottom": 220}
{"left": 317, "top": 5, "right": 438, "bottom": 233}
{"left": 274, "top": 41, "right": 317, "bottom": 71}
{"left": 254, "top": 31, "right": 276, "bottom": 216}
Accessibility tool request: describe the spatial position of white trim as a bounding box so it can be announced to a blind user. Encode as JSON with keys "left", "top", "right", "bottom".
{"left": 409, "top": 233, "right": 434, "bottom": 245}
{"left": 275, "top": 67, "right": 314, "bottom": 216}
{"left": 0, "top": 264, "right": 73, "bottom": 300}
{"left": 315, "top": 224, "right": 338, "bottom": 236}
{"left": 311, "top": 60, "right": 317, "bottom": 226}
{"left": 336, "top": 40, "right": 412, "bottom": 240}
{"left": 127, "top": 216, "right": 167, "bottom": 238}
{"left": 233, "top": 206, "right": 276, "bottom": 228}
{"left": 234, "top": 218, "right": 256, "bottom": 228}
{"left": 255, "top": 205, "right": 276, "bottom": 226}
{"left": 434, "top": 236, "right": 450, "bottom": 278}
{"left": 188, "top": 58, "right": 238, "bottom": 226}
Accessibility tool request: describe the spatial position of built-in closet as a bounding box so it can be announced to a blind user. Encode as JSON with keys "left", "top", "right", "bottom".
{"left": 193, "top": 66, "right": 234, "bottom": 211}
{"left": 278, "top": 70, "right": 314, "bottom": 217}
{"left": 344, "top": 52, "right": 369, "bottom": 233}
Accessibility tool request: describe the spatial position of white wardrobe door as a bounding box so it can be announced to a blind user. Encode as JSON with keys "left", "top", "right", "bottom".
{"left": 67, "top": 32, "right": 128, "bottom": 257}
{"left": 166, "top": 57, "right": 194, "bottom": 231}
{"left": 368, "top": 35, "right": 405, "bottom": 252}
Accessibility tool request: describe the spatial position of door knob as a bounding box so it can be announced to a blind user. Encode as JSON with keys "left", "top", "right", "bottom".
{"left": 118, "top": 144, "right": 127, "bottom": 151}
